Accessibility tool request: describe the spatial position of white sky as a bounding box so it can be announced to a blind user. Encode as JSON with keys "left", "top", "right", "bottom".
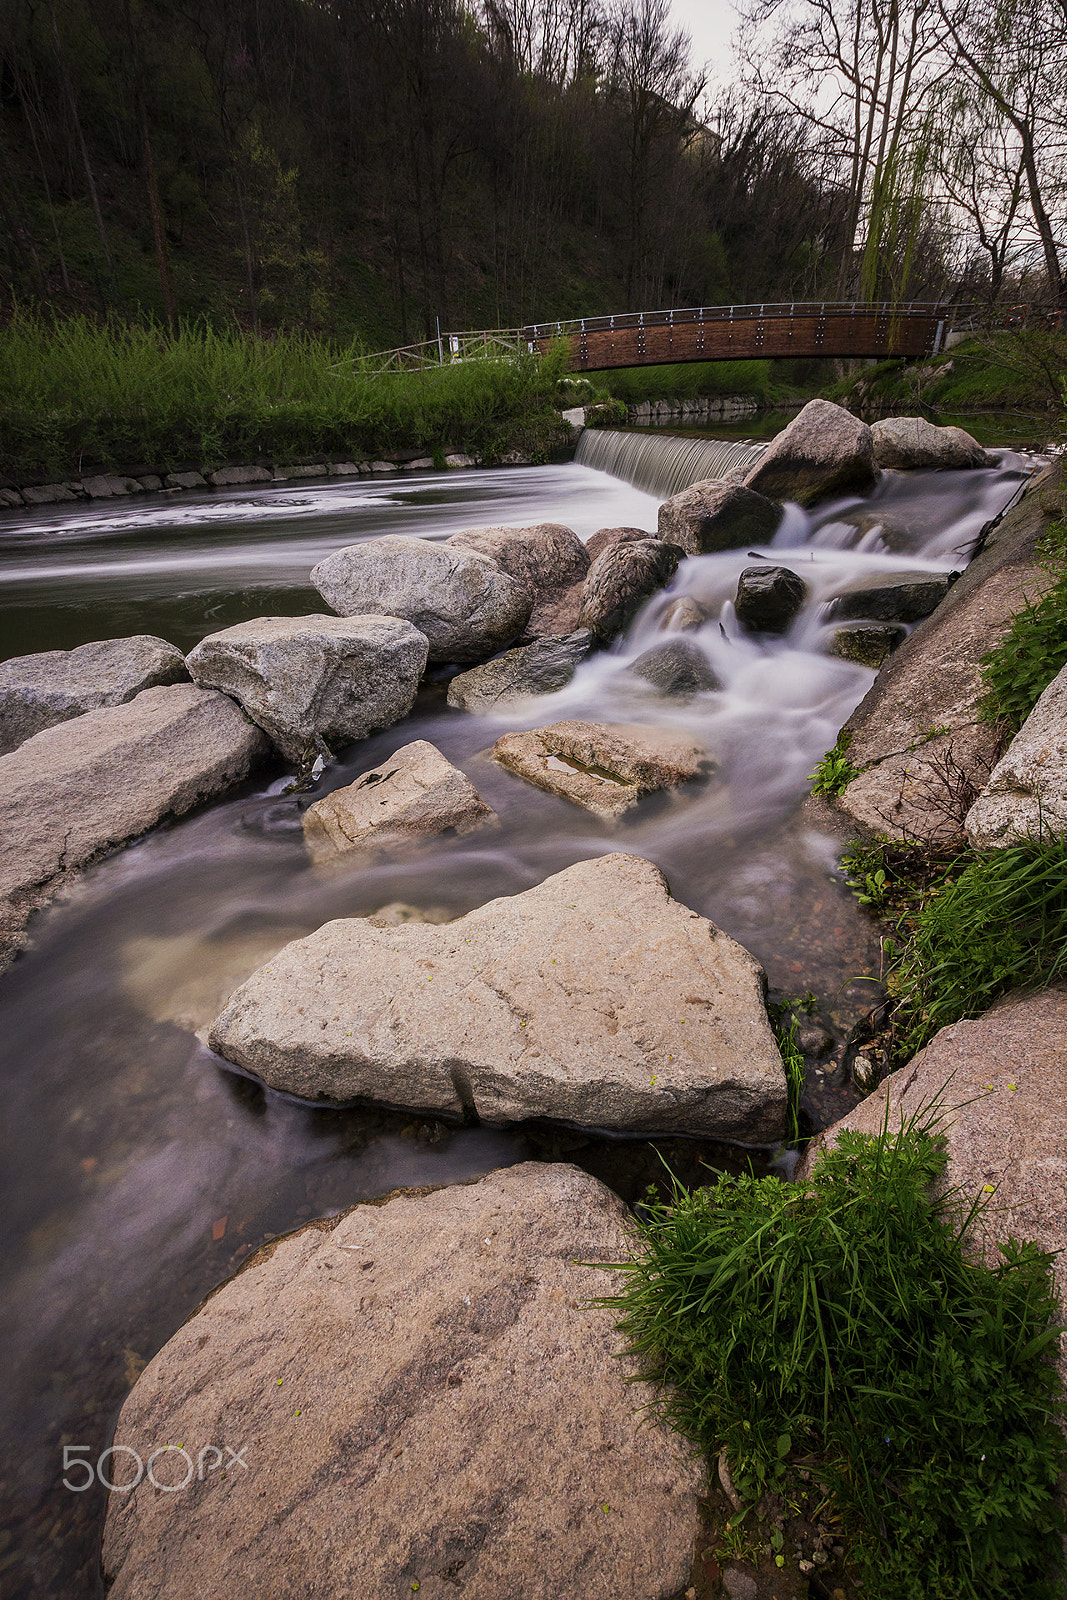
{"left": 668, "top": 0, "right": 743, "bottom": 83}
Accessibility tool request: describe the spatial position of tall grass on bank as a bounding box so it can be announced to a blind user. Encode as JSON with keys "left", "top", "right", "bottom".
{"left": 980, "top": 519, "right": 1067, "bottom": 732}
{"left": 0, "top": 316, "right": 570, "bottom": 479}
{"left": 596, "top": 359, "right": 772, "bottom": 406}
{"left": 605, "top": 1120, "right": 1066, "bottom": 1600}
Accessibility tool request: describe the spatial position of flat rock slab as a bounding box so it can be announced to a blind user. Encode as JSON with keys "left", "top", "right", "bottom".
{"left": 312, "top": 536, "right": 531, "bottom": 663}
{"left": 872, "top": 416, "right": 995, "bottom": 470}
{"left": 798, "top": 989, "right": 1067, "bottom": 1385}
{"left": 743, "top": 398, "right": 875, "bottom": 506}
{"left": 208, "top": 853, "right": 787, "bottom": 1138}
{"left": 658, "top": 479, "right": 781, "bottom": 555}
{"left": 966, "top": 661, "right": 1067, "bottom": 847}
{"left": 826, "top": 569, "right": 958, "bottom": 624}
{"left": 0, "top": 685, "right": 269, "bottom": 967}
{"left": 0, "top": 635, "right": 188, "bottom": 755}
{"left": 446, "top": 632, "right": 593, "bottom": 713}
{"left": 101, "top": 1162, "right": 707, "bottom": 1600}
{"left": 303, "top": 739, "right": 495, "bottom": 863}
{"left": 493, "top": 719, "right": 710, "bottom": 819}
{"left": 827, "top": 622, "right": 907, "bottom": 667}
{"left": 578, "top": 539, "right": 682, "bottom": 643}
{"left": 186, "top": 614, "right": 429, "bottom": 761}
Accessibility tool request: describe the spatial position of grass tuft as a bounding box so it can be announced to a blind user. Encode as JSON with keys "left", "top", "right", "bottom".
{"left": 979, "top": 520, "right": 1067, "bottom": 733}
{"left": 809, "top": 731, "right": 860, "bottom": 796}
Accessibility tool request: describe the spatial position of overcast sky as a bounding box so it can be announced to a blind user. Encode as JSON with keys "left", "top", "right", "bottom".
{"left": 668, "top": 0, "right": 743, "bottom": 83}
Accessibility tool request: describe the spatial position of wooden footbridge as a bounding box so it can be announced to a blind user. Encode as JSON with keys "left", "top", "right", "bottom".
{"left": 357, "top": 301, "right": 953, "bottom": 375}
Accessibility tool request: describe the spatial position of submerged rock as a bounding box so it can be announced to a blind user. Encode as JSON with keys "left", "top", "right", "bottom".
{"left": 446, "top": 632, "right": 593, "bottom": 713}
{"left": 826, "top": 569, "right": 959, "bottom": 624}
{"left": 311, "top": 536, "right": 532, "bottom": 662}
{"left": 186, "top": 614, "right": 429, "bottom": 761}
{"left": 447, "top": 522, "right": 590, "bottom": 639}
{"left": 743, "top": 398, "right": 876, "bottom": 506}
{"left": 657, "top": 479, "right": 781, "bottom": 555}
{"left": 658, "top": 595, "right": 707, "bottom": 632}
{"left": 0, "top": 685, "right": 269, "bottom": 969}
{"left": 626, "top": 639, "right": 720, "bottom": 697}
{"left": 734, "top": 566, "right": 807, "bottom": 633}
{"left": 208, "top": 852, "right": 786, "bottom": 1138}
{"left": 0, "top": 635, "right": 188, "bottom": 755}
{"left": 578, "top": 539, "right": 682, "bottom": 643}
{"left": 828, "top": 622, "right": 907, "bottom": 667}
{"left": 302, "top": 739, "right": 495, "bottom": 863}
{"left": 965, "top": 662, "right": 1067, "bottom": 847}
{"left": 492, "top": 719, "right": 709, "bottom": 819}
{"left": 101, "top": 1162, "right": 707, "bottom": 1600}
{"left": 872, "top": 416, "right": 995, "bottom": 471}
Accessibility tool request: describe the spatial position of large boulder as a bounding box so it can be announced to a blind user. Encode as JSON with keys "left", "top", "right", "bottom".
{"left": 578, "top": 539, "right": 682, "bottom": 643}
{"left": 743, "top": 398, "right": 876, "bottom": 506}
{"left": 872, "top": 416, "right": 995, "bottom": 471}
{"left": 303, "top": 740, "right": 495, "bottom": 864}
{"left": 797, "top": 989, "right": 1067, "bottom": 1385}
{"left": 826, "top": 569, "right": 959, "bottom": 624}
{"left": 626, "top": 639, "right": 720, "bottom": 697}
{"left": 658, "top": 479, "right": 781, "bottom": 555}
{"left": 186, "top": 615, "right": 428, "bottom": 762}
{"left": 0, "top": 635, "right": 188, "bottom": 755}
{"left": 0, "top": 685, "right": 269, "bottom": 969}
{"left": 585, "top": 525, "right": 655, "bottom": 563}
{"left": 493, "top": 720, "right": 710, "bottom": 820}
{"left": 446, "top": 632, "right": 593, "bottom": 713}
{"left": 101, "top": 1163, "right": 707, "bottom": 1600}
{"left": 734, "top": 566, "right": 807, "bottom": 633}
{"left": 311, "top": 537, "right": 532, "bottom": 663}
{"left": 208, "top": 853, "right": 786, "bottom": 1138}
{"left": 447, "top": 523, "right": 590, "bottom": 639}
{"left": 965, "top": 662, "right": 1067, "bottom": 847}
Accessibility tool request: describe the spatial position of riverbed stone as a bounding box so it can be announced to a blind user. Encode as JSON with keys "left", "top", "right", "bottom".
{"left": 965, "top": 662, "right": 1067, "bottom": 847}
{"left": 797, "top": 988, "right": 1067, "bottom": 1385}
{"left": 658, "top": 479, "right": 782, "bottom": 555}
{"left": 164, "top": 470, "right": 207, "bottom": 490}
{"left": 208, "top": 852, "right": 786, "bottom": 1137}
{"left": 578, "top": 538, "right": 682, "bottom": 643}
{"left": 186, "top": 614, "right": 429, "bottom": 762}
{"left": 826, "top": 568, "right": 959, "bottom": 624}
{"left": 446, "top": 632, "right": 593, "bottom": 713}
{"left": 659, "top": 595, "right": 707, "bottom": 632}
{"left": 734, "top": 565, "right": 807, "bottom": 633}
{"left": 492, "top": 719, "right": 710, "bottom": 820}
{"left": 82, "top": 474, "right": 138, "bottom": 498}
{"left": 21, "top": 482, "right": 79, "bottom": 504}
{"left": 447, "top": 522, "right": 591, "bottom": 640}
{"left": 206, "top": 465, "right": 272, "bottom": 487}
{"left": 872, "top": 416, "right": 995, "bottom": 471}
{"left": 0, "top": 635, "right": 189, "bottom": 755}
{"left": 302, "top": 740, "right": 495, "bottom": 864}
{"left": 743, "top": 398, "right": 876, "bottom": 506}
{"left": 626, "top": 639, "right": 720, "bottom": 697}
{"left": 585, "top": 525, "right": 655, "bottom": 562}
{"left": 0, "top": 487, "right": 24, "bottom": 507}
{"left": 827, "top": 622, "right": 907, "bottom": 667}
{"left": 0, "top": 685, "right": 269, "bottom": 969}
{"left": 312, "top": 536, "right": 532, "bottom": 663}
{"left": 101, "top": 1161, "right": 707, "bottom": 1600}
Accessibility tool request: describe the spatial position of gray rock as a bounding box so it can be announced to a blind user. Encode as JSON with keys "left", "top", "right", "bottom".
{"left": 627, "top": 639, "right": 720, "bottom": 696}
{"left": 273, "top": 463, "right": 327, "bottom": 481}
{"left": 492, "top": 719, "right": 710, "bottom": 820}
{"left": 447, "top": 522, "right": 591, "bottom": 640}
{"left": 329, "top": 461, "right": 362, "bottom": 476}
{"left": 872, "top": 416, "right": 995, "bottom": 470}
{"left": 797, "top": 988, "right": 1067, "bottom": 1390}
{"left": 0, "top": 685, "right": 269, "bottom": 969}
{"left": 164, "top": 471, "right": 207, "bottom": 490}
{"left": 658, "top": 479, "right": 782, "bottom": 555}
{"left": 303, "top": 739, "right": 495, "bottom": 863}
{"left": 21, "top": 483, "right": 79, "bottom": 504}
{"left": 965, "top": 662, "right": 1067, "bottom": 847}
{"left": 579, "top": 539, "right": 682, "bottom": 643}
{"left": 447, "top": 632, "right": 593, "bottom": 713}
{"left": 206, "top": 465, "right": 272, "bottom": 487}
{"left": 828, "top": 622, "right": 907, "bottom": 667}
{"left": 734, "top": 566, "right": 807, "bottom": 633}
{"left": 743, "top": 398, "right": 876, "bottom": 506}
{"left": 208, "top": 852, "right": 786, "bottom": 1138}
{"left": 82, "top": 474, "right": 137, "bottom": 498}
{"left": 0, "top": 487, "right": 24, "bottom": 507}
{"left": 186, "top": 614, "right": 429, "bottom": 762}
{"left": 0, "top": 636, "right": 189, "bottom": 755}
{"left": 658, "top": 596, "right": 707, "bottom": 632}
{"left": 101, "top": 1163, "right": 707, "bottom": 1600}
{"left": 135, "top": 475, "right": 162, "bottom": 492}
{"left": 370, "top": 460, "right": 399, "bottom": 473}
{"left": 827, "top": 569, "right": 959, "bottom": 624}
{"left": 445, "top": 451, "right": 477, "bottom": 468}
{"left": 585, "top": 525, "right": 654, "bottom": 563}
{"left": 311, "top": 536, "right": 532, "bottom": 663}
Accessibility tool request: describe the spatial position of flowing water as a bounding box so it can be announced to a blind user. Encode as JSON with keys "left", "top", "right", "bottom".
{"left": 0, "top": 444, "right": 1033, "bottom": 1596}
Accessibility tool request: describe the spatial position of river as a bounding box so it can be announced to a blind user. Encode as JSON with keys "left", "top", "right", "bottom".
{"left": 0, "top": 444, "right": 1033, "bottom": 1596}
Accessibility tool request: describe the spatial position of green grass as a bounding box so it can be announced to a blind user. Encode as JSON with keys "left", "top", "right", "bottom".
{"left": 979, "top": 520, "right": 1067, "bottom": 732}
{"left": 809, "top": 731, "right": 860, "bottom": 795}
{"left": 0, "top": 314, "right": 570, "bottom": 479}
{"left": 604, "top": 1117, "right": 1066, "bottom": 1600}
{"left": 595, "top": 358, "right": 772, "bottom": 406}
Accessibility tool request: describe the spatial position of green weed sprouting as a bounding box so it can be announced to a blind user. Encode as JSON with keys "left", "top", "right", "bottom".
{"left": 769, "top": 1001, "right": 808, "bottom": 1142}
{"left": 979, "top": 518, "right": 1067, "bottom": 732}
{"left": 809, "top": 732, "right": 860, "bottom": 796}
{"left": 603, "top": 1117, "right": 1066, "bottom": 1600}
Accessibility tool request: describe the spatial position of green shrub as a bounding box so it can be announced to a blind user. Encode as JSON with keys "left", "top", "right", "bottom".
{"left": 979, "top": 523, "right": 1067, "bottom": 732}
{"left": 604, "top": 1118, "right": 1066, "bottom": 1600}
{"left": 809, "top": 732, "right": 859, "bottom": 795}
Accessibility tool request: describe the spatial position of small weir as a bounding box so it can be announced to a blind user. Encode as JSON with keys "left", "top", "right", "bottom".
{"left": 575, "top": 426, "right": 768, "bottom": 497}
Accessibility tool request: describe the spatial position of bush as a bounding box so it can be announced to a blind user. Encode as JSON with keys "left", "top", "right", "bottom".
{"left": 979, "top": 521, "right": 1067, "bottom": 732}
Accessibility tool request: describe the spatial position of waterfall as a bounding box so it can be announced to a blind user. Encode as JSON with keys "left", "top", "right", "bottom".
{"left": 574, "top": 428, "right": 769, "bottom": 499}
